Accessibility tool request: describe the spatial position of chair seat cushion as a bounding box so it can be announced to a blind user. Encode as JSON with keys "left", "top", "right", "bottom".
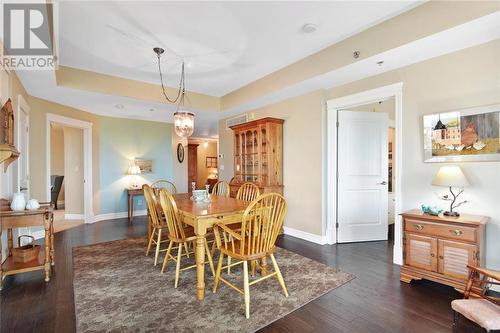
{"left": 451, "top": 299, "right": 500, "bottom": 330}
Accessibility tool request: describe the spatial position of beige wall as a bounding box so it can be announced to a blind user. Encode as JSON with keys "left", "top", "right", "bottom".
{"left": 194, "top": 141, "right": 218, "bottom": 188}
{"left": 219, "top": 40, "right": 500, "bottom": 270}
{"left": 172, "top": 134, "right": 188, "bottom": 193}
{"left": 50, "top": 125, "right": 65, "bottom": 201}
{"left": 29, "top": 97, "right": 101, "bottom": 214}
{"left": 63, "top": 127, "right": 84, "bottom": 214}
{"left": 219, "top": 90, "right": 326, "bottom": 235}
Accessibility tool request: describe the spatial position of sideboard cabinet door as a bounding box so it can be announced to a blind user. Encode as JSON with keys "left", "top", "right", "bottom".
{"left": 405, "top": 233, "right": 437, "bottom": 272}
{"left": 437, "top": 239, "right": 476, "bottom": 280}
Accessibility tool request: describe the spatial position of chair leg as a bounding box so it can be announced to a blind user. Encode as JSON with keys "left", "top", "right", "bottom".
{"left": 227, "top": 256, "right": 232, "bottom": 275}
{"left": 243, "top": 260, "right": 250, "bottom": 319}
{"left": 146, "top": 228, "right": 155, "bottom": 256}
{"left": 184, "top": 242, "right": 190, "bottom": 258}
{"left": 251, "top": 260, "right": 256, "bottom": 277}
{"left": 204, "top": 238, "right": 216, "bottom": 277}
{"left": 174, "top": 243, "right": 183, "bottom": 288}
{"left": 213, "top": 252, "right": 224, "bottom": 293}
{"left": 161, "top": 240, "right": 173, "bottom": 273}
{"left": 270, "top": 254, "right": 289, "bottom": 297}
{"left": 154, "top": 228, "right": 162, "bottom": 266}
{"left": 452, "top": 311, "right": 459, "bottom": 331}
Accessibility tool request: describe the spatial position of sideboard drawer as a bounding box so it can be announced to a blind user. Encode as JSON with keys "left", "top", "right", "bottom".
{"left": 404, "top": 219, "right": 476, "bottom": 242}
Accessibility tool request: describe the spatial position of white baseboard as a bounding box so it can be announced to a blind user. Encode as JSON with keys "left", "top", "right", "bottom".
{"left": 57, "top": 200, "right": 65, "bottom": 206}
{"left": 89, "top": 210, "right": 147, "bottom": 224}
{"left": 283, "top": 226, "right": 327, "bottom": 245}
{"left": 393, "top": 244, "right": 403, "bottom": 266}
{"left": 65, "top": 213, "right": 85, "bottom": 220}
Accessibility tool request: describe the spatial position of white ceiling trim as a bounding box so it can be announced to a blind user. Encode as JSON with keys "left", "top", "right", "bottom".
{"left": 221, "top": 10, "right": 500, "bottom": 118}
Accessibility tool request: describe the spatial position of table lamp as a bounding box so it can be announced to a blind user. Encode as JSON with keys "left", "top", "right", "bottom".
{"left": 127, "top": 165, "right": 141, "bottom": 189}
{"left": 432, "top": 165, "right": 469, "bottom": 217}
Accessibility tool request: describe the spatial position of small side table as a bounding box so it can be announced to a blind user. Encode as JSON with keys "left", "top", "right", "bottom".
{"left": 127, "top": 187, "right": 144, "bottom": 222}
{"left": 0, "top": 204, "right": 54, "bottom": 291}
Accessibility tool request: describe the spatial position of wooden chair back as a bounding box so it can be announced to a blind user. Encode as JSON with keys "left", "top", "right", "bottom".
{"left": 212, "top": 180, "right": 230, "bottom": 197}
{"left": 143, "top": 184, "right": 163, "bottom": 228}
{"left": 236, "top": 182, "right": 260, "bottom": 202}
{"left": 463, "top": 265, "right": 500, "bottom": 304}
{"left": 158, "top": 188, "right": 186, "bottom": 243}
{"left": 239, "top": 193, "right": 287, "bottom": 257}
{"left": 151, "top": 180, "right": 177, "bottom": 194}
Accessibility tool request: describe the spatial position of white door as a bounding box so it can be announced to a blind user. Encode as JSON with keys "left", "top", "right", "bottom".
{"left": 337, "top": 110, "right": 388, "bottom": 242}
{"left": 18, "top": 101, "right": 30, "bottom": 198}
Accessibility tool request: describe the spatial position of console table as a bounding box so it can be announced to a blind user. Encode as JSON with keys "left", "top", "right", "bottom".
{"left": 0, "top": 205, "right": 54, "bottom": 291}
{"left": 400, "top": 210, "right": 487, "bottom": 291}
{"left": 126, "top": 187, "right": 144, "bottom": 222}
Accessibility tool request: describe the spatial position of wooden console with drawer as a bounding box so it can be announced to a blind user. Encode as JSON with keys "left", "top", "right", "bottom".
{"left": 400, "top": 210, "right": 488, "bottom": 291}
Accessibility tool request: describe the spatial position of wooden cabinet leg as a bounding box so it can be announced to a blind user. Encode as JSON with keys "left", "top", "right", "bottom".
{"left": 0, "top": 228, "right": 3, "bottom": 291}
{"left": 50, "top": 215, "right": 55, "bottom": 266}
{"left": 400, "top": 272, "right": 414, "bottom": 284}
{"left": 7, "top": 228, "right": 13, "bottom": 256}
{"left": 44, "top": 221, "right": 50, "bottom": 282}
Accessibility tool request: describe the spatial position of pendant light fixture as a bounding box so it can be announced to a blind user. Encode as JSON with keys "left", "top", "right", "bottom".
{"left": 154, "top": 47, "right": 194, "bottom": 137}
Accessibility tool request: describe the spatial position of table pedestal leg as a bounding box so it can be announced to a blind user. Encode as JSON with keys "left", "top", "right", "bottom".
{"left": 195, "top": 233, "right": 206, "bottom": 300}
{"left": 261, "top": 256, "right": 268, "bottom": 276}
{"left": 128, "top": 194, "right": 133, "bottom": 222}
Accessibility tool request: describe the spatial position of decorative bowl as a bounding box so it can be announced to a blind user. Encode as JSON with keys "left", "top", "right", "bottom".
{"left": 421, "top": 204, "right": 443, "bottom": 216}
{"left": 192, "top": 190, "right": 207, "bottom": 202}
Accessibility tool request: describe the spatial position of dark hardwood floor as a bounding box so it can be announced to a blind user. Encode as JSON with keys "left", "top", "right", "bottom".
{"left": 1, "top": 217, "right": 480, "bottom": 333}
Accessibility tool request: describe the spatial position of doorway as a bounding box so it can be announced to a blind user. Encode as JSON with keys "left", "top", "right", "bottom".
{"left": 46, "top": 114, "right": 93, "bottom": 228}
{"left": 337, "top": 97, "right": 396, "bottom": 242}
{"left": 326, "top": 83, "right": 403, "bottom": 265}
{"left": 187, "top": 139, "right": 219, "bottom": 192}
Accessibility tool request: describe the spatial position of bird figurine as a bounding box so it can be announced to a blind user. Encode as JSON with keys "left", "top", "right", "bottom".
{"left": 461, "top": 122, "right": 478, "bottom": 147}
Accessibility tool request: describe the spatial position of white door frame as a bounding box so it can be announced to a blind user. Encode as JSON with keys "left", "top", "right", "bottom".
{"left": 16, "top": 94, "right": 30, "bottom": 197}
{"left": 326, "top": 82, "right": 404, "bottom": 265}
{"left": 46, "top": 113, "right": 93, "bottom": 222}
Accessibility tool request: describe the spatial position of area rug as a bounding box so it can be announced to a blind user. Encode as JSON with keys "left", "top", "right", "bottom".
{"left": 73, "top": 238, "right": 354, "bottom": 332}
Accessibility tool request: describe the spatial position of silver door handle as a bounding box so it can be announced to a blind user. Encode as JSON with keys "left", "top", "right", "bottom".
{"left": 20, "top": 187, "right": 28, "bottom": 191}
{"left": 377, "top": 181, "right": 388, "bottom": 185}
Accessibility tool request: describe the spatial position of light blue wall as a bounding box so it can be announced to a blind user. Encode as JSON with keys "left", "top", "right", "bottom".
{"left": 99, "top": 116, "right": 173, "bottom": 214}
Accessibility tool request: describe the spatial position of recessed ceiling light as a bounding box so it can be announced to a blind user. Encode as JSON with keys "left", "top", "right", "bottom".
{"left": 377, "top": 61, "right": 384, "bottom": 66}
{"left": 115, "top": 104, "right": 124, "bottom": 110}
{"left": 301, "top": 23, "right": 317, "bottom": 34}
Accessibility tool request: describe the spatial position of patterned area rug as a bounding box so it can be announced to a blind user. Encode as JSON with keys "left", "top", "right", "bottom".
{"left": 73, "top": 238, "right": 354, "bottom": 332}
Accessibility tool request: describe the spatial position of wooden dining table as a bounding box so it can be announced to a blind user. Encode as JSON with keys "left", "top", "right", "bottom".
{"left": 172, "top": 193, "right": 249, "bottom": 300}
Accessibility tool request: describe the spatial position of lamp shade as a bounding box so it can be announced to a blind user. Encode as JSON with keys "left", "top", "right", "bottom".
{"left": 432, "top": 166, "right": 469, "bottom": 187}
{"left": 128, "top": 165, "right": 141, "bottom": 175}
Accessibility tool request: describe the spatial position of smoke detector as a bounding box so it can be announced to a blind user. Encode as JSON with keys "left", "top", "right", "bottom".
{"left": 301, "top": 23, "right": 317, "bottom": 33}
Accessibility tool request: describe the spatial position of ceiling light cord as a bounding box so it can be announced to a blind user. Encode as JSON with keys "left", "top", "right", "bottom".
{"left": 156, "top": 52, "right": 185, "bottom": 104}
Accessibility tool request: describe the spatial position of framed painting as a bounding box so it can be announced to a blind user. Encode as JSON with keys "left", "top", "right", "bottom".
{"left": 134, "top": 159, "right": 153, "bottom": 173}
{"left": 423, "top": 104, "right": 500, "bottom": 162}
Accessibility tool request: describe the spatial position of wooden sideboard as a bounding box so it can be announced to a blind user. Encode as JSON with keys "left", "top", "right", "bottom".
{"left": 400, "top": 210, "right": 488, "bottom": 291}
{"left": 0, "top": 204, "right": 54, "bottom": 291}
{"left": 229, "top": 117, "right": 284, "bottom": 197}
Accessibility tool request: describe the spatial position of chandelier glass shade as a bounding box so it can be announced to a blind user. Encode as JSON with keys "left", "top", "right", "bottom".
{"left": 174, "top": 111, "right": 195, "bottom": 138}
{"left": 154, "top": 47, "right": 194, "bottom": 137}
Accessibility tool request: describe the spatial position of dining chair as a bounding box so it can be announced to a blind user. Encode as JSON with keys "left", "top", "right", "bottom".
{"left": 144, "top": 184, "right": 170, "bottom": 266}
{"left": 451, "top": 265, "right": 500, "bottom": 332}
{"left": 212, "top": 193, "right": 289, "bottom": 318}
{"left": 221, "top": 182, "right": 261, "bottom": 274}
{"left": 151, "top": 179, "right": 177, "bottom": 194}
{"left": 158, "top": 189, "right": 215, "bottom": 287}
{"left": 212, "top": 180, "right": 230, "bottom": 197}
{"left": 236, "top": 182, "right": 260, "bottom": 202}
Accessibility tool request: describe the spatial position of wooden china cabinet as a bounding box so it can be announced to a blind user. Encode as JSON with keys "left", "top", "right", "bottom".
{"left": 400, "top": 210, "right": 488, "bottom": 292}
{"left": 229, "top": 117, "right": 284, "bottom": 197}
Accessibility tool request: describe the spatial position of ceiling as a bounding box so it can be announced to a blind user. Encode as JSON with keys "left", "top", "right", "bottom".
{"left": 57, "top": 1, "right": 422, "bottom": 96}
{"left": 12, "top": 2, "right": 500, "bottom": 139}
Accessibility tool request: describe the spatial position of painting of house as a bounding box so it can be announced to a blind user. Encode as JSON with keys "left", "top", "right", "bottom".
{"left": 423, "top": 106, "right": 500, "bottom": 162}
